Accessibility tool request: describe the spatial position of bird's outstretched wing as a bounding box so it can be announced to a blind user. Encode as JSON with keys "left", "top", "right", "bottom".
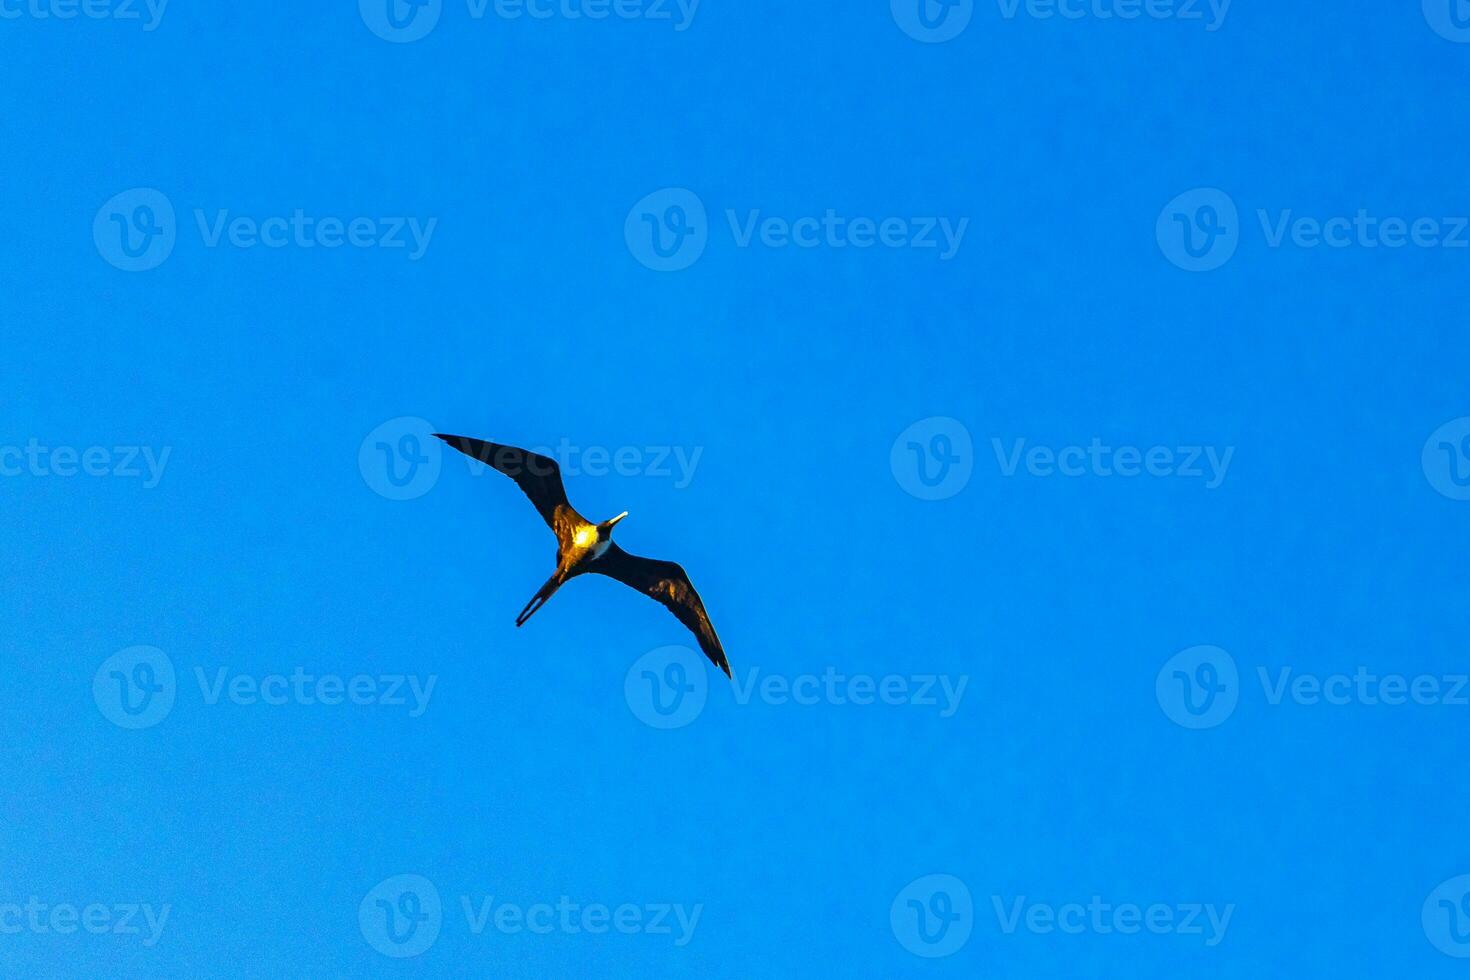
{"left": 589, "top": 544, "right": 730, "bottom": 677}
{"left": 434, "top": 435, "right": 588, "bottom": 541}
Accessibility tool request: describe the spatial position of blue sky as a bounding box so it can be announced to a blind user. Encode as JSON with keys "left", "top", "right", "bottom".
{"left": 4, "top": 2, "right": 1470, "bottom": 976}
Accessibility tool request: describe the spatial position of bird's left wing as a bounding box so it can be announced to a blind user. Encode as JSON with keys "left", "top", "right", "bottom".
{"left": 434, "top": 435, "right": 587, "bottom": 538}
{"left": 589, "top": 544, "right": 731, "bottom": 677}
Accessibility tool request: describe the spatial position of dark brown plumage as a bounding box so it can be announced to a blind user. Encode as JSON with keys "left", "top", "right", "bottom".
{"left": 434, "top": 434, "right": 730, "bottom": 677}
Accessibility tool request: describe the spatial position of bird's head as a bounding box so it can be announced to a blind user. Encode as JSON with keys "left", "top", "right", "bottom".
{"left": 597, "top": 511, "right": 628, "bottom": 541}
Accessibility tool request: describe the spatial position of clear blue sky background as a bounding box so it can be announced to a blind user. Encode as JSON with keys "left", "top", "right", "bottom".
{"left": 4, "top": 2, "right": 1470, "bottom": 977}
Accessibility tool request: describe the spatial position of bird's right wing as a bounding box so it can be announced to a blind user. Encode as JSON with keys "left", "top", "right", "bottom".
{"left": 434, "top": 435, "right": 587, "bottom": 538}
{"left": 589, "top": 544, "right": 731, "bottom": 677}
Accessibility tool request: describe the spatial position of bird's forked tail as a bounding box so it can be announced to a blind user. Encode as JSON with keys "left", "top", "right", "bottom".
{"left": 515, "top": 571, "right": 564, "bottom": 628}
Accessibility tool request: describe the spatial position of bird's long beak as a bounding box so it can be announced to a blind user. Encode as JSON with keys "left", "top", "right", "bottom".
{"left": 608, "top": 511, "right": 628, "bottom": 527}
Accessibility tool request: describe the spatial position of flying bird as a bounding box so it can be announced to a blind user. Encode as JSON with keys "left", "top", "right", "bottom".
{"left": 434, "top": 434, "right": 731, "bottom": 677}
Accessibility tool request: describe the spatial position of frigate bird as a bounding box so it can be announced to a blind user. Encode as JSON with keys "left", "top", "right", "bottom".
{"left": 434, "top": 434, "right": 731, "bottom": 677}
